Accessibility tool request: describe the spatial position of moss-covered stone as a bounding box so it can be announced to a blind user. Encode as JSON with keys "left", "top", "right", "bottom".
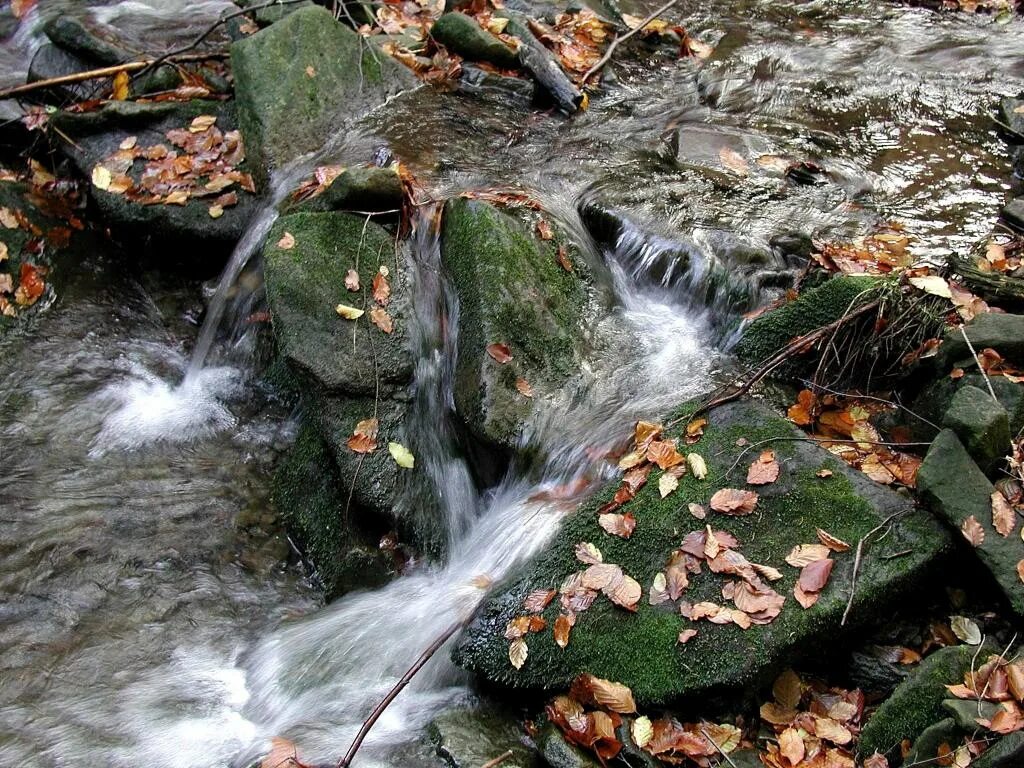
{"left": 431, "top": 13, "right": 519, "bottom": 68}
{"left": 51, "top": 101, "right": 259, "bottom": 259}
{"left": 428, "top": 704, "right": 536, "bottom": 768}
{"left": 904, "top": 718, "right": 961, "bottom": 767}
{"left": 734, "top": 275, "right": 881, "bottom": 367}
{"left": 230, "top": 6, "right": 417, "bottom": 176}
{"left": 271, "top": 421, "right": 390, "bottom": 598}
{"left": 454, "top": 399, "right": 949, "bottom": 704}
{"left": 941, "top": 385, "right": 1010, "bottom": 472}
{"left": 858, "top": 645, "right": 981, "bottom": 759}
{"left": 440, "top": 198, "right": 589, "bottom": 450}
{"left": 917, "top": 430, "right": 1024, "bottom": 617}
{"left": 975, "top": 731, "right": 1024, "bottom": 768}
{"left": 288, "top": 165, "right": 404, "bottom": 215}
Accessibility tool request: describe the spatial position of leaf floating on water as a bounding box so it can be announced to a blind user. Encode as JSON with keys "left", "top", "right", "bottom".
{"left": 91, "top": 164, "right": 112, "bottom": 190}
{"left": 370, "top": 307, "right": 393, "bottom": 333}
{"left": 335, "top": 303, "right": 364, "bottom": 320}
{"left": 961, "top": 515, "right": 985, "bottom": 547}
{"left": 260, "top": 737, "right": 310, "bottom": 768}
{"left": 515, "top": 377, "right": 534, "bottom": 397}
{"left": 346, "top": 417, "right": 379, "bottom": 454}
{"left": 388, "top": 441, "right": 414, "bottom": 469}
{"left": 277, "top": 231, "right": 295, "bottom": 249}
{"left": 509, "top": 637, "right": 528, "bottom": 669}
{"left": 372, "top": 268, "right": 391, "bottom": 305}
{"left": 709, "top": 488, "right": 758, "bottom": 515}
{"left": 486, "top": 342, "right": 513, "bottom": 363}
{"left": 950, "top": 615, "right": 982, "bottom": 646}
{"left": 992, "top": 490, "right": 1016, "bottom": 537}
{"left": 719, "top": 146, "right": 749, "bottom": 176}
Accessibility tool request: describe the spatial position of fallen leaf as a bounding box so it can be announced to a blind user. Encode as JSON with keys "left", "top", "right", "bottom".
{"left": 112, "top": 70, "right": 129, "bottom": 100}
{"left": 599, "top": 512, "right": 636, "bottom": 539}
{"left": 909, "top": 275, "right": 952, "bottom": 298}
{"left": 277, "top": 232, "right": 295, "bottom": 249}
{"left": 372, "top": 269, "right": 391, "bottom": 305}
{"left": 786, "top": 544, "right": 832, "bottom": 567}
{"left": 189, "top": 114, "right": 217, "bottom": 132}
{"left": 950, "top": 615, "right": 981, "bottom": 646}
{"left": 647, "top": 439, "right": 685, "bottom": 470}
{"left": 687, "top": 453, "right": 708, "bottom": 480}
{"left": 747, "top": 450, "right": 780, "bottom": 485}
{"left": 509, "top": 637, "right": 528, "bottom": 669}
{"left": 524, "top": 589, "right": 556, "bottom": 613}
{"left": 119, "top": 136, "right": 137, "bottom": 151}
{"left": 659, "top": 471, "right": 679, "bottom": 498}
{"left": 554, "top": 613, "right": 574, "bottom": 648}
{"left": 709, "top": 488, "right": 758, "bottom": 515}
{"left": 677, "top": 628, "right": 698, "bottom": 644}
{"left": 369, "top": 307, "right": 393, "bottom": 333}
{"left": 208, "top": 204, "right": 224, "bottom": 219}
{"left": 992, "top": 490, "right": 1016, "bottom": 538}
{"left": 335, "top": 304, "right": 364, "bottom": 320}
{"left": 486, "top": 342, "right": 513, "bottom": 363}
{"left": 817, "top": 468, "right": 833, "bottom": 478}
{"left": 575, "top": 542, "right": 603, "bottom": 564}
{"left": 572, "top": 674, "right": 637, "bottom": 713}
{"left": 719, "top": 146, "right": 749, "bottom": 176}
{"left": 91, "top": 165, "right": 112, "bottom": 190}
{"left": 961, "top": 515, "right": 985, "bottom": 547}
{"left": 556, "top": 245, "right": 573, "bottom": 272}
{"left": 261, "top": 736, "right": 309, "bottom": 768}
{"left": 798, "top": 558, "right": 834, "bottom": 593}
{"left": 632, "top": 716, "right": 654, "bottom": 749}
{"left": 305, "top": 65, "right": 316, "bottom": 78}
{"left": 515, "top": 378, "right": 534, "bottom": 397}
{"left": 346, "top": 417, "right": 379, "bottom": 453}
{"left": 536, "top": 219, "right": 554, "bottom": 240}
{"left": 817, "top": 528, "right": 851, "bottom": 552}
{"left": 344, "top": 269, "right": 360, "bottom": 291}
{"left": 779, "top": 726, "right": 805, "bottom": 766}
{"left": 793, "top": 583, "right": 819, "bottom": 609}
{"left": 688, "top": 503, "right": 706, "bottom": 519}
{"left": 773, "top": 669, "right": 803, "bottom": 709}
{"left": 814, "top": 716, "right": 853, "bottom": 745}
{"left": 388, "top": 441, "right": 414, "bottom": 468}
{"left": 14, "top": 263, "right": 45, "bottom": 306}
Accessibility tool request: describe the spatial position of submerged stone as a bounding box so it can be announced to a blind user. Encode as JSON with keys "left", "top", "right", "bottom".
{"left": 454, "top": 399, "right": 949, "bottom": 704}
{"left": 431, "top": 13, "right": 519, "bottom": 69}
{"left": 917, "top": 430, "right": 1024, "bottom": 617}
{"left": 440, "top": 198, "right": 589, "bottom": 451}
{"left": 230, "top": 6, "right": 417, "bottom": 176}
{"left": 941, "top": 385, "right": 1010, "bottom": 472}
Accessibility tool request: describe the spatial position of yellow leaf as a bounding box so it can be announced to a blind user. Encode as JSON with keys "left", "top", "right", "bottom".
{"left": 509, "top": 637, "right": 528, "bottom": 669}
{"left": 208, "top": 204, "right": 224, "bottom": 219}
{"left": 277, "top": 232, "right": 295, "bottom": 249}
{"left": 687, "top": 452, "right": 707, "bottom": 480}
{"left": 335, "top": 304, "right": 364, "bottom": 320}
{"left": 908, "top": 275, "right": 952, "bottom": 299}
{"left": 388, "top": 441, "right": 415, "bottom": 469}
{"left": 91, "top": 165, "right": 112, "bottom": 190}
{"left": 112, "top": 70, "right": 129, "bottom": 100}
{"left": 631, "top": 716, "right": 653, "bottom": 749}
{"left": 658, "top": 472, "right": 679, "bottom": 498}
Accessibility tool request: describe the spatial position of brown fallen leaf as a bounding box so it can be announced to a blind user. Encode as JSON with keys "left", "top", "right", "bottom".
{"left": 277, "top": 231, "right": 295, "bottom": 249}
{"left": 346, "top": 417, "right": 379, "bottom": 454}
{"left": 709, "top": 488, "right": 758, "bottom": 515}
{"left": 486, "top": 342, "right": 513, "bottom": 363}
{"left": 992, "top": 490, "right": 1016, "bottom": 538}
{"left": 647, "top": 439, "right": 685, "bottom": 470}
{"left": 554, "top": 612, "right": 574, "bottom": 648}
{"left": 961, "top": 515, "right": 985, "bottom": 547}
{"left": 793, "top": 583, "right": 820, "bottom": 609}
{"left": 688, "top": 503, "right": 707, "bottom": 519}
{"left": 575, "top": 542, "right": 603, "bottom": 564}
{"left": 556, "top": 245, "right": 573, "bottom": 272}
{"left": 719, "top": 146, "right": 749, "bottom": 176}
{"left": 571, "top": 673, "right": 637, "bottom": 714}
{"left": 599, "top": 512, "right": 636, "bottom": 539}
{"left": 372, "top": 268, "right": 391, "bottom": 305}
{"left": 509, "top": 637, "right": 528, "bottom": 669}
{"left": 817, "top": 528, "right": 851, "bottom": 552}
{"left": 817, "top": 468, "right": 834, "bottom": 478}
{"left": 798, "top": 558, "right": 834, "bottom": 593}
{"left": 344, "top": 269, "right": 360, "bottom": 291}
{"left": 261, "top": 736, "right": 309, "bottom": 768}
{"left": 536, "top": 219, "right": 554, "bottom": 240}
{"left": 523, "top": 588, "right": 556, "bottom": 613}
{"left": 747, "top": 450, "right": 780, "bottom": 485}
{"left": 678, "top": 628, "right": 698, "bottom": 644}
{"left": 369, "top": 307, "right": 393, "bottom": 333}
{"left": 515, "top": 377, "right": 534, "bottom": 398}
{"left": 785, "top": 543, "right": 831, "bottom": 567}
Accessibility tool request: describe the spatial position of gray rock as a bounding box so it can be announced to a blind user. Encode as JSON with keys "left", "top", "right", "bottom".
{"left": 288, "top": 165, "right": 404, "bottom": 215}
{"left": 998, "top": 97, "right": 1024, "bottom": 142}
{"left": 904, "top": 718, "right": 961, "bottom": 767}
{"left": 27, "top": 44, "right": 97, "bottom": 103}
{"left": 458, "top": 63, "right": 536, "bottom": 105}
{"left": 917, "top": 430, "right": 1024, "bottom": 617}
{"left": 941, "top": 698, "right": 1001, "bottom": 730}
{"left": 429, "top": 705, "right": 536, "bottom": 768}
{"left": 537, "top": 724, "right": 601, "bottom": 768}
{"left": 942, "top": 385, "right": 1011, "bottom": 471}
{"left": 939, "top": 312, "right": 1024, "bottom": 368}
{"left": 848, "top": 650, "right": 911, "bottom": 698}
{"left": 976, "top": 732, "right": 1024, "bottom": 768}
{"left": 1002, "top": 199, "right": 1024, "bottom": 234}
{"left": 235, "top": 0, "right": 314, "bottom": 25}
{"left": 230, "top": 6, "right": 417, "bottom": 176}
{"left": 44, "top": 16, "right": 129, "bottom": 66}
{"left": 431, "top": 13, "right": 519, "bottom": 69}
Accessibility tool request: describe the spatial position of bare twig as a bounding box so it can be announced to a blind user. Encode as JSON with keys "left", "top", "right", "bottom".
{"left": 580, "top": 0, "right": 681, "bottom": 86}
{"left": 841, "top": 511, "right": 905, "bottom": 626}
{"left": 337, "top": 619, "right": 468, "bottom": 767}
{"left": 0, "top": 53, "right": 227, "bottom": 101}
{"left": 479, "top": 750, "right": 515, "bottom": 768}
{"left": 699, "top": 725, "right": 738, "bottom": 768}
{"left": 959, "top": 325, "right": 999, "bottom": 404}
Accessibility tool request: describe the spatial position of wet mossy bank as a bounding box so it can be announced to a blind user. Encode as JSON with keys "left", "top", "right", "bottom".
{"left": 454, "top": 398, "right": 951, "bottom": 704}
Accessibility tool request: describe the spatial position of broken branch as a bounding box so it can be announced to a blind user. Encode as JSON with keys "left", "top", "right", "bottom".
{"left": 580, "top": 0, "right": 681, "bottom": 86}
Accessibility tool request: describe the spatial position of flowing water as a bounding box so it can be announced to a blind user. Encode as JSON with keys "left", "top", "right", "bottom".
{"left": 0, "top": 0, "right": 1023, "bottom": 766}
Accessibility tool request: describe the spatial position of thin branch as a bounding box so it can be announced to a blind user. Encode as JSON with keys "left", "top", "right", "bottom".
{"left": 841, "top": 511, "right": 905, "bottom": 626}
{"left": 699, "top": 725, "right": 738, "bottom": 768}
{"left": 337, "top": 619, "right": 468, "bottom": 767}
{"left": 959, "top": 325, "right": 999, "bottom": 404}
{"left": 580, "top": 0, "right": 681, "bottom": 86}
{"left": 479, "top": 750, "right": 515, "bottom": 768}
{"left": 0, "top": 53, "right": 227, "bottom": 101}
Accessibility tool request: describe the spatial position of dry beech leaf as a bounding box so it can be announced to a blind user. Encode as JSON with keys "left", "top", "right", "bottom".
{"left": 688, "top": 503, "right": 707, "bottom": 519}
{"left": 817, "top": 468, "right": 833, "bottom": 478}
{"left": 575, "top": 542, "right": 603, "bottom": 564}
{"left": 554, "top": 613, "right": 574, "bottom": 648}
{"left": 346, "top": 417, "right": 378, "bottom": 454}
{"left": 649, "top": 572, "right": 669, "bottom": 605}
{"left": 961, "top": 515, "right": 985, "bottom": 547}
{"left": 779, "top": 727, "right": 805, "bottom": 766}
{"left": 746, "top": 450, "right": 780, "bottom": 485}
{"left": 992, "top": 491, "right": 1016, "bottom": 538}
{"left": 647, "top": 439, "right": 685, "bottom": 470}
{"left": 486, "top": 342, "right": 512, "bottom": 363}
{"left": 798, "top": 558, "right": 834, "bottom": 593}
{"left": 687, "top": 452, "right": 708, "bottom": 480}
{"left": 509, "top": 637, "right": 528, "bottom": 669}
{"left": 786, "top": 543, "right": 831, "bottom": 567}
{"left": 719, "top": 146, "right": 749, "bottom": 176}
{"left": 631, "top": 716, "right": 653, "bottom": 749}
{"left": 814, "top": 716, "right": 853, "bottom": 745}
{"left": 773, "top": 669, "right": 802, "bottom": 709}
{"left": 950, "top": 615, "right": 981, "bottom": 646}
{"left": 515, "top": 377, "right": 534, "bottom": 398}
{"left": 372, "top": 269, "right": 391, "bottom": 305}
{"left": 536, "top": 219, "right": 554, "bottom": 240}
{"left": 344, "top": 269, "right": 360, "bottom": 291}
{"left": 677, "top": 628, "right": 698, "bottom": 644}
{"left": 523, "top": 589, "right": 555, "bottom": 613}
{"left": 277, "top": 231, "right": 295, "bottom": 249}
{"left": 709, "top": 488, "right": 758, "bottom": 515}
{"left": 91, "top": 164, "right": 111, "bottom": 190}
{"left": 572, "top": 673, "right": 637, "bottom": 714}
{"left": 335, "top": 304, "right": 364, "bottom": 320}
{"left": 388, "top": 441, "right": 414, "bottom": 469}
{"left": 369, "top": 307, "right": 393, "bottom": 333}
{"left": 598, "top": 512, "right": 636, "bottom": 539}
{"left": 817, "top": 528, "right": 851, "bottom": 552}
{"left": 659, "top": 467, "right": 684, "bottom": 498}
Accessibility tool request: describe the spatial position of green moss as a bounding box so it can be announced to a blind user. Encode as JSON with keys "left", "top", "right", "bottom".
{"left": 858, "top": 645, "right": 983, "bottom": 760}
{"left": 735, "top": 275, "right": 882, "bottom": 365}
{"left": 454, "top": 399, "right": 949, "bottom": 704}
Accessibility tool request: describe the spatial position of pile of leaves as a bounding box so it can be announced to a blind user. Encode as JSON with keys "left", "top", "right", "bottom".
{"left": 787, "top": 389, "right": 922, "bottom": 487}
{"left": 758, "top": 669, "right": 868, "bottom": 768}
{"left": 810, "top": 231, "right": 913, "bottom": 276}
{"left": 89, "top": 115, "right": 253, "bottom": 217}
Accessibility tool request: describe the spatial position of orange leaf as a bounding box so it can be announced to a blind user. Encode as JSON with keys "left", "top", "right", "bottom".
{"left": 554, "top": 613, "right": 574, "bottom": 648}
{"left": 816, "top": 528, "right": 851, "bottom": 552}
{"left": 346, "top": 417, "right": 379, "bottom": 454}
{"left": 746, "top": 450, "right": 780, "bottom": 485}
{"left": 709, "top": 488, "right": 758, "bottom": 515}
{"left": 372, "top": 269, "right": 391, "bottom": 305}
{"left": 486, "top": 342, "right": 512, "bottom": 363}
{"left": 598, "top": 512, "right": 636, "bottom": 539}
{"left": 515, "top": 377, "right": 534, "bottom": 397}
{"left": 523, "top": 589, "right": 556, "bottom": 613}
{"left": 369, "top": 307, "right": 393, "bottom": 333}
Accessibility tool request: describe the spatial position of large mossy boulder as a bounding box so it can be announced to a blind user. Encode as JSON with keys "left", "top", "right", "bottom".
{"left": 917, "top": 430, "right": 1024, "bottom": 617}
{"left": 51, "top": 100, "right": 260, "bottom": 261}
{"left": 230, "top": 6, "right": 417, "bottom": 176}
{"left": 440, "top": 198, "right": 590, "bottom": 450}
{"left": 454, "top": 399, "right": 949, "bottom": 703}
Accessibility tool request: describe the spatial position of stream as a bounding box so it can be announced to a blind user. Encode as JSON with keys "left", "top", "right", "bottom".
{"left": 0, "top": 1, "right": 1022, "bottom": 766}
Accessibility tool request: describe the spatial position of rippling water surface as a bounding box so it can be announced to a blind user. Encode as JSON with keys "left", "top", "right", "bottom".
{"left": 0, "top": 0, "right": 1021, "bottom": 765}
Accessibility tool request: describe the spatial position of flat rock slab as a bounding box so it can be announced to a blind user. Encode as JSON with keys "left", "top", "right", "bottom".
{"left": 454, "top": 399, "right": 949, "bottom": 704}
{"left": 230, "top": 5, "right": 417, "bottom": 175}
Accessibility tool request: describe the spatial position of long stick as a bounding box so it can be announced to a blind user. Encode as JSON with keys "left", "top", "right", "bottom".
{"left": 0, "top": 53, "right": 227, "bottom": 101}
{"left": 580, "top": 0, "right": 680, "bottom": 86}
{"left": 337, "top": 618, "right": 467, "bottom": 768}
{"left": 840, "top": 511, "right": 903, "bottom": 626}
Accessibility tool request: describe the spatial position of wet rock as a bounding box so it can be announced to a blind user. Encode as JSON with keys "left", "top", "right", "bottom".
{"left": 937, "top": 312, "right": 1024, "bottom": 369}
{"left": 431, "top": 13, "right": 519, "bottom": 69}
{"left": 440, "top": 198, "right": 589, "bottom": 451}
{"left": 941, "top": 698, "right": 1001, "bottom": 729}
{"left": 288, "top": 165, "right": 404, "bottom": 215}
{"left": 458, "top": 63, "right": 536, "bottom": 105}
{"left": 230, "top": 6, "right": 417, "bottom": 177}
{"left": 235, "top": 0, "right": 314, "bottom": 25}
{"left": 27, "top": 44, "right": 97, "bottom": 103}
{"left": 537, "top": 723, "right": 602, "bottom": 768}
{"left": 734, "top": 274, "right": 880, "bottom": 370}
{"left": 271, "top": 422, "right": 391, "bottom": 598}
{"left": 976, "top": 732, "right": 1024, "bottom": 768}
{"left": 998, "top": 97, "right": 1024, "bottom": 144}
{"left": 917, "top": 430, "right": 1024, "bottom": 617}
{"left": 858, "top": 645, "right": 983, "bottom": 759}
{"left": 454, "top": 399, "right": 949, "bottom": 703}
{"left": 941, "top": 385, "right": 1010, "bottom": 472}
{"left": 51, "top": 100, "right": 260, "bottom": 259}
{"left": 428, "top": 704, "right": 536, "bottom": 768}
{"left": 44, "top": 16, "right": 129, "bottom": 66}
{"left": 903, "top": 718, "right": 960, "bottom": 767}
{"left": 847, "top": 650, "right": 910, "bottom": 698}
{"left": 1001, "top": 199, "right": 1024, "bottom": 234}
{"left": 910, "top": 374, "right": 1024, "bottom": 443}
